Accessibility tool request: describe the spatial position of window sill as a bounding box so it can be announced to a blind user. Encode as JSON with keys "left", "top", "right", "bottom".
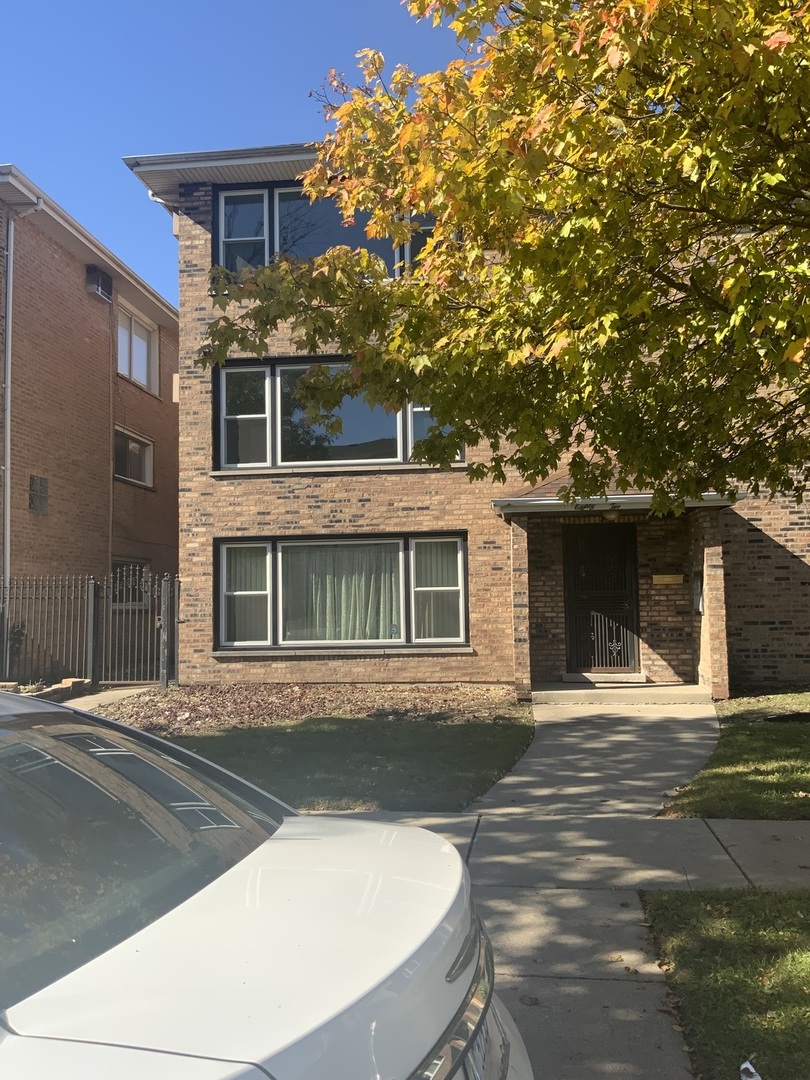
{"left": 212, "top": 645, "right": 475, "bottom": 660}
{"left": 117, "top": 372, "right": 161, "bottom": 400}
{"left": 210, "top": 462, "right": 467, "bottom": 478}
{"left": 114, "top": 476, "right": 155, "bottom": 491}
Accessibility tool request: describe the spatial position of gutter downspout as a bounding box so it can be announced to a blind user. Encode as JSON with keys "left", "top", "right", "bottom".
{"left": 2, "top": 198, "right": 42, "bottom": 619}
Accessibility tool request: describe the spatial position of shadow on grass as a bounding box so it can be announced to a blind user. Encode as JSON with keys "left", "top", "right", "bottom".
{"left": 171, "top": 716, "right": 534, "bottom": 812}
{"left": 645, "top": 890, "right": 810, "bottom": 1080}
{"left": 664, "top": 722, "right": 810, "bottom": 820}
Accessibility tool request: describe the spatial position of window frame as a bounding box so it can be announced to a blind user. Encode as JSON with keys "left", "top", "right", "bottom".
{"left": 277, "top": 538, "right": 406, "bottom": 647}
{"left": 275, "top": 362, "right": 403, "bottom": 467}
{"left": 220, "top": 543, "right": 272, "bottom": 648}
{"left": 217, "top": 360, "right": 458, "bottom": 470}
{"left": 410, "top": 537, "right": 465, "bottom": 644}
{"left": 114, "top": 429, "right": 154, "bottom": 488}
{"left": 218, "top": 189, "right": 270, "bottom": 272}
{"left": 220, "top": 366, "right": 271, "bottom": 469}
{"left": 117, "top": 304, "right": 159, "bottom": 394}
{"left": 217, "top": 534, "right": 468, "bottom": 650}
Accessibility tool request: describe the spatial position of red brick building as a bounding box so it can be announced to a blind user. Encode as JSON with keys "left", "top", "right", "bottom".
{"left": 126, "top": 144, "right": 810, "bottom": 699}
{"left": 0, "top": 166, "right": 179, "bottom": 583}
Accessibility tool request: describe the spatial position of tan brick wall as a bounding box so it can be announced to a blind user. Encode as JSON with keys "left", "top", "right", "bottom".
{"left": 2, "top": 211, "right": 178, "bottom": 579}
{"left": 690, "top": 509, "right": 729, "bottom": 699}
{"left": 636, "top": 515, "right": 693, "bottom": 682}
{"left": 176, "top": 184, "right": 522, "bottom": 686}
{"left": 721, "top": 498, "right": 810, "bottom": 690}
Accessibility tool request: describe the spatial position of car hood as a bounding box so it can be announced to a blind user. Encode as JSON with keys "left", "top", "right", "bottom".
{"left": 7, "top": 816, "right": 472, "bottom": 1080}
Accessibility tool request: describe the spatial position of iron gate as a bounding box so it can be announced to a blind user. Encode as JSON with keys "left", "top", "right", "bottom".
{"left": 0, "top": 569, "right": 179, "bottom": 687}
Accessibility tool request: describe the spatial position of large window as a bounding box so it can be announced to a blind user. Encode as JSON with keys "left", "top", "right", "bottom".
{"left": 219, "top": 362, "right": 454, "bottom": 469}
{"left": 275, "top": 188, "right": 397, "bottom": 273}
{"left": 219, "top": 537, "right": 466, "bottom": 648}
{"left": 218, "top": 186, "right": 425, "bottom": 276}
{"left": 118, "top": 306, "right": 158, "bottom": 393}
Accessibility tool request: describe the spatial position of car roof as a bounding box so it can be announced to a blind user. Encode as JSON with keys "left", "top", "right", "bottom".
{"left": 0, "top": 690, "right": 77, "bottom": 723}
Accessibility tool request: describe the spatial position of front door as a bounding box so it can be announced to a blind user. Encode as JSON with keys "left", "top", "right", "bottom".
{"left": 563, "top": 524, "right": 640, "bottom": 673}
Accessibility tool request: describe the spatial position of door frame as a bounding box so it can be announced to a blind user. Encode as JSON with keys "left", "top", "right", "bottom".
{"left": 562, "top": 523, "right": 641, "bottom": 673}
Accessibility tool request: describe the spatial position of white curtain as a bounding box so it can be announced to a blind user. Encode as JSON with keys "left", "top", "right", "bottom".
{"left": 282, "top": 543, "right": 400, "bottom": 642}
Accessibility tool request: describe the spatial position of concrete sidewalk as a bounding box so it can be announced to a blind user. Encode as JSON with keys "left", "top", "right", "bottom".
{"left": 361, "top": 686, "right": 810, "bottom": 1080}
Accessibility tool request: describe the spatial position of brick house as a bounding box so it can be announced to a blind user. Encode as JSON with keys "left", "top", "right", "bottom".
{"left": 125, "top": 144, "right": 810, "bottom": 699}
{"left": 0, "top": 165, "right": 179, "bottom": 583}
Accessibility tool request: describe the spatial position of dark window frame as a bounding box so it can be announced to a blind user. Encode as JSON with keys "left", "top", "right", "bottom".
{"left": 214, "top": 358, "right": 459, "bottom": 471}
{"left": 214, "top": 532, "right": 469, "bottom": 651}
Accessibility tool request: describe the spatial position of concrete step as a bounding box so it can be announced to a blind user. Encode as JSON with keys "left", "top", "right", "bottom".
{"left": 532, "top": 682, "right": 713, "bottom": 706}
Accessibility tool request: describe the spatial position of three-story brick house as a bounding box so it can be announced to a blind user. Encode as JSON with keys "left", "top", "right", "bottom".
{"left": 126, "top": 144, "right": 810, "bottom": 698}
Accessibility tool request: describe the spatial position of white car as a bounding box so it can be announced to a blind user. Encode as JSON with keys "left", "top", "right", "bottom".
{"left": 0, "top": 693, "right": 534, "bottom": 1080}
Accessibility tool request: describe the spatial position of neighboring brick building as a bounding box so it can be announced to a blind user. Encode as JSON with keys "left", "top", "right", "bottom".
{"left": 126, "top": 144, "right": 809, "bottom": 699}
{"left": 0, "top": 166, "right": 179, "bottom": 583}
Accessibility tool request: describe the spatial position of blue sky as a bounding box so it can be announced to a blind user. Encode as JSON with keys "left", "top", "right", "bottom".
{"left": 4, "top": 1, "right": 459, "bottom": 307}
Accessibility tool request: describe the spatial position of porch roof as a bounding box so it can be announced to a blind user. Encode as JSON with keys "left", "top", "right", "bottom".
{"left": 491, "top": 492, "right": 736, "bottom": 518}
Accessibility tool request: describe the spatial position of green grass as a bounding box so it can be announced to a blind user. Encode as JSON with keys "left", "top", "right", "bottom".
{"left": 170, "top": 715, "right": 534, "bottom": 811}
{"left": 645, "top": 891, "right": 810, "bottom": 1080}
{"left": 664, "top": 690, "right": 810, "bottom": 819}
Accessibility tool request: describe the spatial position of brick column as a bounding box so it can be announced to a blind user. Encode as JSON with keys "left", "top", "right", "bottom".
{"left": 691, "top": 510, "right": 729, "bottom": 699}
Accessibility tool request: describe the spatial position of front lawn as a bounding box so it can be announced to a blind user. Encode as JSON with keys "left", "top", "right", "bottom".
{"left": 98, "top": 683, "right": 534, "bottom": 811}
{"left": 663, "top": 691, "right": 810, "bottom": 819}
{"left": 645, "top": 891, "right": 810, "bottom": 1080}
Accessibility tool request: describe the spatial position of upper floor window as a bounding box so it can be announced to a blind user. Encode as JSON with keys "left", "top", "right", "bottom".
{"left": 220, "top": 191, "right": 269, "bottom": 274}
{"left": 118, "top": 306, "right": 159, "bottom": 394}
{"left": 218, "top": 187, "right": 432, "bottom": 277}
{"left": 114, "top": 429, "right": 153, "bottom": 487}
{"left": 219, "top": 361, "right": 458, "bottom": 470}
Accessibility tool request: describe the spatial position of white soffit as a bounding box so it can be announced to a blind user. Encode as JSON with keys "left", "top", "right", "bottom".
{"left": 491, "top": 492, "right": 737, "bottom": 517}
{"left": 123, "top": 144, "right": 318, "bottom": 207}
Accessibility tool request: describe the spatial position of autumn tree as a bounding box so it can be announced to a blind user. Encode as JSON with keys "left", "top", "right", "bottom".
{"left": 203, "top": 0, "right": 810, "bottom": 510}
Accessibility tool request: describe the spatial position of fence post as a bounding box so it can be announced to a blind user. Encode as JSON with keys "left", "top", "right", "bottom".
{"left": 86, "top": 579, "right": 101, "bottom": 687}
{"left": 160, "top": 576, "right": 171, "bottom": 689}
{"left": 172, "top": 577, "right": 180, "bottom": 686}
{"left": 0, "top": 580, "right": 7, "bottom": 682}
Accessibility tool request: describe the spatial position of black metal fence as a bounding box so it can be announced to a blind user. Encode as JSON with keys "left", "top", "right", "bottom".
{"left": 0, "top": 569, "right": 179, "bottom": 688}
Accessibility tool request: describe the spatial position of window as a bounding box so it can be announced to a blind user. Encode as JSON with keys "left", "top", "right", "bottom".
{"left": 219, "top": 361, "right": 457, "bottom": 469}
{"left": 114, "top": 430, "right": 153, "bottom": 487}
{"left": 275, "top": 188, "right": 397, "bottom": 274}
{"left": 223, "top": 545, "right": 270, "bottom": 645}
{"left": 218, "top": 536, "right": 466, "bottom": 648}
{"left": 28, "top": 475, "right": 48, "bottom": 515}
{"left": 118, "top": 307, "right": 158, "bottom": 392}
{"left": 217, "top": 187, "right": 454, "bottom": 278}
{"left": 278, "top": 365, "right": 399, "bottom": 464}
{"left": 220, "top": 190, "right": 269, "bottom": 273}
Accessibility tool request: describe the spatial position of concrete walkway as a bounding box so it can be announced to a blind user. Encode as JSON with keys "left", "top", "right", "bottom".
{"left": 361, "top": 686, "right": 810, "bottom": 1080}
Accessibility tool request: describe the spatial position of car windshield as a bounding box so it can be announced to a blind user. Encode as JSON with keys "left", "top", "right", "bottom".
{"left": 0, "top": 710, "right": 287, "bottom": 1010}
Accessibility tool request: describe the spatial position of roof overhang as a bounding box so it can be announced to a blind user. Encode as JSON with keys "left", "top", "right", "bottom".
{"left": 123, "top": 144, "right": 318, "bottom": 209}
{"left": 0, "top": 165, "right": 177, "bottom": 328}
{"left": 492, "top": 492, "right": 738, "bottom": 519}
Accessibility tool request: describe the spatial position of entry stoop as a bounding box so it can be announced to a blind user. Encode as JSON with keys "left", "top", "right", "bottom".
{"left": 531, "top": 682, "right": 714, "bottom": 705}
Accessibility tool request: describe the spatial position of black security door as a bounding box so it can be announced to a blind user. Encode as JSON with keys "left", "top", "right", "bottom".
{"left": 563, "top": 524, "right": 640, "bottom": 673}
